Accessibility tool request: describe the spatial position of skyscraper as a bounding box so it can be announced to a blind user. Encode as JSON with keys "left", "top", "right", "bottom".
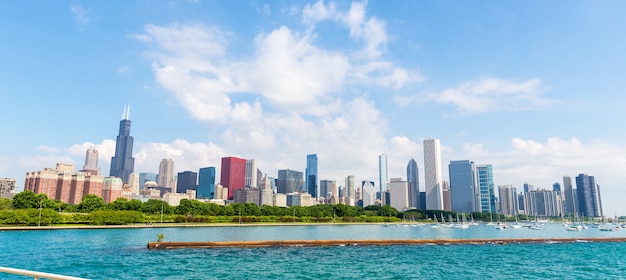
{"left": 406, "top": 158, "right": 420, "bottom": 209}
{"left": 305, "top": 154, "right": 318, "bottom": 197}
{"left": 320, "top": 180, "right": 334, "bottom": 202}
{"left": 197, "top": 167, "right": 216, "bottom": 199}
{"left": 423, "top": 139, "right": 443, "bottom": 210}
{"left": 82, "top": 147, "right": 100, "bottom": 175}
{"left": 523, "top": 183, "right": 534, "bottom": 193}
{"left": 109, "top": 106, "right": 135, "bottom": 184}
{"left": 389, "top": 178, "right": 409, "bottom": 211}
{"left": 563, "top": 175, "right": 577, "bottom": 215}
{"left": 498, "top": 185, "right": 518, "bottom": 216}
{"left": 345, "top": 175, "right": 355, "bottom": 204}
{"left": 277, "top": 169, "right": 303, "bottom": 194}
{"left": 176, "top": 171, "right": 198, "bottom": 193}
{"left": 361, "top": 181, "right": 376, "bottom": 207}
{"left": 221, "top": 156, "right": 247, "bottom": 200}
{"left": 245, "top": 159, "right": 257, "bottom": 188}
{"left": 525, "top": 188, "right": 563, "bottom": 217}
{"left": 448, "top": 160, "right": 476, "bottom": 213}
{"left": 476, "top": 164, "right": 495, "bottom": 213}
{"left": 378, "top": 154, "right": 388, "bottom": 195}
{"left": 158, "top": 159, "right": 175, "bottom": 191}
{"left": 576, "top": 174, "right": 603, "bottom": 218}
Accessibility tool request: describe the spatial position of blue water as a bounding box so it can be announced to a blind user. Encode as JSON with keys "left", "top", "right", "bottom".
{"left": 1, "top": 224, "right": 625, "bottom": 279}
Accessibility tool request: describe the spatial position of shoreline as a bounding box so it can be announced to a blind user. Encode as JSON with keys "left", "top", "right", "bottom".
{"left": 148, "top": 237, "right": 626, "bottom": 249}
{"left": 0, "top": 222, "right": 383, "bottom": 231}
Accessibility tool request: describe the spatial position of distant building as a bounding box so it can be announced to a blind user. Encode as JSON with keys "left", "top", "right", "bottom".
{"left": 320, "top": 180, "right": 334, "bottom": 201}
{"left": 102, "top": 177, "right": 123, "bottom": 203}
{"left": 81, "top": 147, "right": 100, "bottom": 175}
{"left": 379, "top": 154, "right": 389, "bottom": 195}
{"left": 163, "top": 190, "right": 196, "bottom": 206}
{"left": 214, "top": 183, "right": 228, "bottom": 200}
{"left": 328, "top": 182, "right": 339, "bottom": 205}
{"left": 407, "top": 158, "right": 420, "bottom": 209}
{"left": 221, "top": 157, "right": 246, "bottom": 200}
{"left": 576, "top": 174, "right": 603, "bottom": 218}
{"left": 442, "top": 181, "right": 451, "bottom": 211}
{"left": 345, "top": 175, "right": 355, "bottom": 205}
{"left": 523, "top": 183, "right": 534, "bottom": 193}
{"left": 361, "top": 181, "right": 376, "bottom": 207}
{"left": 562, "top": 175, "right": 577, "bottom": 215}
{"left": 305, "top": 154, "right": 318, "bottom": 197}
{"left": 24, "top": 163, "right": 103, "bottom": 204}
{"left": 525, "top": 188, "right": 563, "bottom": 217}
{"left": 197, "top": 167, "right": 216, "bottom": 199}
{"left": 424, "top": 139, "right": 443, "bottom": 210}
{"left": 233, "top": 188, "right": 261, "bottom": 205}
{"left": 277, "top": 169, "right": 303, "bottom": 194}
{"left": 389, "top": 178, "right": 409, "bottom": 211}
{"left": 176, "top": 171, "right": 198, "bottom": 194}
{"left": 449, "top": 160, "right": 476, "bottom": 213}
{"left": 127, "top": 172, "right": 140, "bottom": 195}
{"left": 476, "top": 164, "right": 496, "bottom": 213}
{"left": 498, "top": 185, "right": 518, "bottom": 216}
{"left": 419, "top": 192, "right": 426, "bottom": 210}
{"left": 109, "top": 106, "right": 135, "bottom": 184}
{"left": 0, "top": 178, "right": 17, "bottom": 198}
{"left": 287, "top": 192, "right": 313, "bottom": 207}
{"left": 245, "top": 159, "right": 257, "bottom": 188}
{"left": 138, "top": 172, "right": 157, "bottom": 191}
{"left": 158, "top": 159, "right": 175, "bottom": 190}
{"left": 273, "top": 193, "right": 287, "bottom": 207}
{"left": 552, "top": 182, "right": 561, "bottom": 193}
{"left": 259, "top": 175, "right": 274, "bottom": 206}
{"left": 517, "top": 193, "right": 526, "bottom": 215}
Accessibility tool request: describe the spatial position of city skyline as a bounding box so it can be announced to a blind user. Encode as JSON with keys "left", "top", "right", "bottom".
{"left": 1, "top": 1, "right": 626, "bottom": 215}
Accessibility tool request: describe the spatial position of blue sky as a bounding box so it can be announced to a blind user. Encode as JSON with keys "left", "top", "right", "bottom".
{"left": 2, "top": 1, "right": 626, "bottom": 214}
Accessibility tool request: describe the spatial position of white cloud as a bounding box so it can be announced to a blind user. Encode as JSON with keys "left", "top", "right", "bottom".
{"left": 395, "top": 76, "right": 552, "bottom": 114}
{"left": 70, "top": 4, "right": 90, "bottom": 32}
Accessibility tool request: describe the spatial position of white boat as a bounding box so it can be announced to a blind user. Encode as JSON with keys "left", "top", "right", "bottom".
{"left": 529, "top": 225, "right": 544, "bottom": 230}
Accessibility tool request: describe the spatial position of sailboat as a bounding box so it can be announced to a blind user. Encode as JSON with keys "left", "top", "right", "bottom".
{"left": 511, "top": 215, "right": 523, "bottom": 229}
{"left": 429, "top": 214, "right": 440, "bottom": 228}
{"left": 486, "top": 213, "right": 495, "bottom": 226}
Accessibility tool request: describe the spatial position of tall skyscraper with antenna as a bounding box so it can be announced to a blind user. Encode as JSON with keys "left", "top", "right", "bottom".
{"left": 109, "top": 105, "right": 135, "bottom": 184}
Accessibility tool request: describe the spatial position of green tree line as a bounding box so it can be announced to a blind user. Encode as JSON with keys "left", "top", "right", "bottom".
{"left": 0, "top": 191, "right": 532, "bottom": 226}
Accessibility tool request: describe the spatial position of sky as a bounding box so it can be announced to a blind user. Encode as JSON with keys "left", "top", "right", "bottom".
{"left": 1, "top": 1, "right": 626, "bottom": 214}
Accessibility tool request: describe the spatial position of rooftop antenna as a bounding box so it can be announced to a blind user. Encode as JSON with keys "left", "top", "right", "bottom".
{"left": 121, "top": 104, "right": 131, "bottom": 120}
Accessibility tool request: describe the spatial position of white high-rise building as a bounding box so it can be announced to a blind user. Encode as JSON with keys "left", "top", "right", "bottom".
{"left": 378, "top": 154, "right": 389, "bottom": 194}
{"left": 245, "top": 159, "right": 257, "bottom": 188}
{"left": 362, "top": 181, "right": 376, "bottom": 207}
{"left": 389, "top": 178, "right": 409, "bottom": 212}
{"left": 345, "top": 175, "right": 355, "bottom": 205}
{"left": 424, "top": 138, "right": 444, "bottom": 210}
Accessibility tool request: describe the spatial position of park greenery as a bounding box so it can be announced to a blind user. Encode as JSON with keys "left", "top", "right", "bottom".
{"left": 0, "top": 190, "right": 531, "bottom": 226}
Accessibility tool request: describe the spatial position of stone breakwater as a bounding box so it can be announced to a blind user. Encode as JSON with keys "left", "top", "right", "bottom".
{"left": 147, "top": 237, "right": 626, "bottom": 249}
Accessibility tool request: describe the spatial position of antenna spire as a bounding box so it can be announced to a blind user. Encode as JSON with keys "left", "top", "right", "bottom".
{"left": 121, "top": 104, "right": 131, "bottom": 120}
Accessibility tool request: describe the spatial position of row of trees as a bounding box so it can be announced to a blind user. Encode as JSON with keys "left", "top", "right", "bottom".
{"left": 0, "top": 191, "right": 531, "bottom": 225}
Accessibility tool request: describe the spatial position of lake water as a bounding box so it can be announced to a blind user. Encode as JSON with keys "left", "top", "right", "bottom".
{"left": 1, "top": 223, "right": 625, "bottom": 279}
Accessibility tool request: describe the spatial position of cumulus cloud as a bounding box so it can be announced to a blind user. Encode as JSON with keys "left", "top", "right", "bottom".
{"left": 131, "top": 1, "right": 423, "bottom": 124}
{"left": 396, "top": 76, "right": 552, "bottom": 114}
